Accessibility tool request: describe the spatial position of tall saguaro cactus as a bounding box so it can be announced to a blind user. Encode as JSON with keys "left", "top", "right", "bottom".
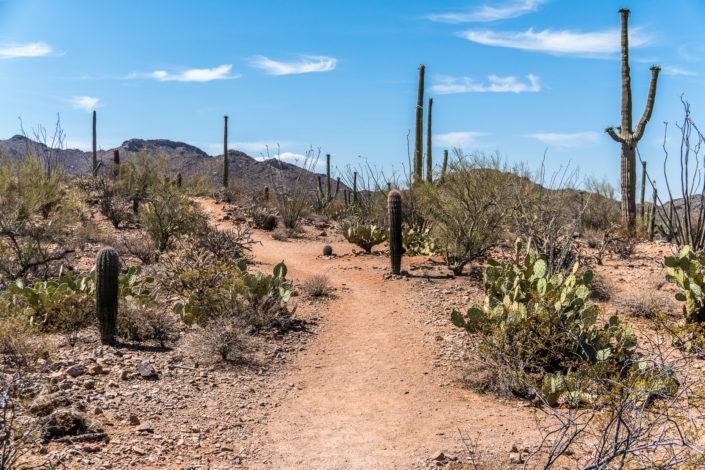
{"left": 413, "top": 65, "right": 425, "bottom": 184}
{"left": 223, "top": 116, "right": 229, "bottom": 189}
{"left": 440, "top": 149, "right": 448, "bottom": 183}
{"left": 113, "top": 149, "right": 120, "bottom": 177}
{"left": 388, "top": 190, "right": 403, "bottom": 274}
{"left": 426, "top": 97, "right": 433, "bottom": 183}
{"left": 317, "top": 153, "right": 339, "bottom": 206}
{"left": 95, "top": 248, "right": 119, "bottom": 345}
{"left": 92, "top": 110, "right": 98, "bottom": 177}
{"left": 606, "top": 8, "right": 660, "bottom": 230}
{"left": 648, "top": 185, "right": 657, "bottom": 241}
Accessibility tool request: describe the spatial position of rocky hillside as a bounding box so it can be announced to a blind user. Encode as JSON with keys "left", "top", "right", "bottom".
{"left": 0, "top": 135, "right": 345, "bottom": 195}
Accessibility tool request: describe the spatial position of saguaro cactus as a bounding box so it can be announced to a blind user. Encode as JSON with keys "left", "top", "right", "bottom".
{"left": 606, "top": 9, "right": 660, "bottom": 230}
{"left": 426, "top": 97, "right": 433, "bottom": 183}
{"left": 639, "top": 161, "right": 647, "bottom": 222}
{"left": 92, "top": 110, "right": 98, "bottom": 177}
{"left": 440, "top": 149, "right": 448, "bottom": 183}
{"left": 388, "top": 190, "right": 403, "bottom": 274}
{"left": 223, "top": 116, "right": 229, "bottom": 189}
{"left": 176, "top": 172, "right": 182, "bottom": 188}
{"left": 648, "top": 185, "right": 657, "bottom": 241}
{"left": 113, "top": 149, "right": 120, "bottom": 177}
{"left": 317, "top": 154, "right": 339, "bottom": 206}
{"left": 413, "top": 65, "right": 425, "bottom": 184}
{"left": 95, "top": 248, "right": 119, "bottom": 345}
{"left": 353, "top": 171, "right": 358, "bottom": 203}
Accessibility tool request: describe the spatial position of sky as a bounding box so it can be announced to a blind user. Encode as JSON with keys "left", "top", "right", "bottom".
{"left": 1, "top": 0, "right": 705, "bottom": 195}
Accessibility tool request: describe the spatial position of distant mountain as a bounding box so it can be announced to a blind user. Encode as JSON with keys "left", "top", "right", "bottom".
{"left": 0, "top": 135, "right": 347, "bottom": 196}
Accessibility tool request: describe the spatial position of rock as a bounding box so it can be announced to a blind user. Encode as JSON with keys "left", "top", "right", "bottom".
{"left": 29, "top": 393, "right": 71, "bottom": 417}
{"left": 509, "top": 452, "right": 524, "bottom": 464}
{"left": 66, "top": 364, "right": 86, "bottom": 378}
{"left": 41, "top": 409, "right": 102, "bottom": 441}
{"left": 128, "top": 414, "right": 140, "bottom": 426}
{"left": 88, "top": 364, "right": 104, "bottom": 375}
{"left": 83, "top": 380, "right": 95, "bottom": 390}
{"left": 136, "top": 360, "right": 157, "bottom": 379}
{"left": 431, "top": 451, "right": 445, "bottom": 461}
{"left": 119, "top": 369, "right": 129, "bottom": 380}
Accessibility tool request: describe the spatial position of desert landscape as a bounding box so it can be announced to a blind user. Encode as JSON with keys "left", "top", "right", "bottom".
{"left": 2, "top": 1, "right": 705, "bottom": 469}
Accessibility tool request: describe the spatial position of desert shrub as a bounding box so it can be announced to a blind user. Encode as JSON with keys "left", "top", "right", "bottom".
{"left": 0, "top": 157, "right": 78, "bottom": 281}
{"left": 581, "top": 177, "right": 620, "bottom": 232}
{"left": 190, "top": 224, "right": 255, "bottom": 264}
{"left": 162, "top": 249, "right": 292, "bottom": 329}
{"left": 139, "top": 177, "right": 208, "bottom": 251}
{"left": 342, "top": 224, "right": 388, "bottom": 253}
{"left": 96, "top": 177, "right": 132, "bottom": 229}
{"left": 271, "top": 227, "right": 289, "bottom": 241}
{"left": 121, "top": 233, "right": 158, "bottom": 264}
{"left": 119, "top": 300, "right": 178, "bottom": 346}
{"left": 664, "top": 245, "right": 705, "bottom": 323}
{"left": 302, "top": 275, "right": 329, "bottom": 297}
{"left": 402, "top": 223, "right": 438, "bottom": 256}
{"left": 420, "top": 153, "right": 515, "bottom": 275}
{"left": 190, "top": 316, "right": 250, "bottom": 363}
{"left": 451, "top": 240, "right": 640, "bottom": 404}
{"left": 278, "top": 196, "right": 308, "bottom": 230}
{"left": 247, "top": 206, "right": 277, "bottom": 231}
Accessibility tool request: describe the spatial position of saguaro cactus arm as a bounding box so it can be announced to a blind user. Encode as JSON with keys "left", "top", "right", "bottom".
{"left": 633, "top": 66, "right": 661, "bottom": 141}
{"left": 606, "top": 127, "right": 625, "bottom": 143}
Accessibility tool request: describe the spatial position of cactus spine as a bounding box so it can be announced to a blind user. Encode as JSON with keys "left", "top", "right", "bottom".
{"left": 426, "top": 97, "right": 433, "bottom": 183}
{"left": 92, "top": 110, "right": 98, "bottom": 177}
{"left": 388, "top": 190, "right": 403, "bottom": 274}
{"left": 413, "top": 65, "right": 425, "bottom": 184}
{"left": 639, "top": 161, "right": 647, "bottom": 222}
{"left": 440, "top": 149, "right": 448, "bottom": 183}
{"left": 95, "top": 248, "right": 119, "bottom": 345}
{"left": 112, "top": 149, "right": 120, "bottom": 178}
{"left": 606, "top": 9, "right": 660, "bottom": 230}
{"left": 223, "top": 116, "right": 229, "bottom": 189}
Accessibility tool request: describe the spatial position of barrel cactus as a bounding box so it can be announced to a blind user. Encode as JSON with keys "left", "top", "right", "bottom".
{"left": 388, "top": 190, "right": 403, "bottom": 274}
{"left": 95, "top": 248, "right": 120, "bottom": 345}
{"left": 323, "top": 245, "right": 333, "bottom": 256}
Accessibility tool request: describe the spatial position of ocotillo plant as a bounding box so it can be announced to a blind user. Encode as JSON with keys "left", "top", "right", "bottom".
{"left": 223, "top": 116, "right": 229, "bottom": 189}
{"left": 388, "top": 190, "right": 403, "bottom": 274}
{"left": 440, "top": 149, "right": 448, "bottom": 183}
{"left": 648, "top": 185, "right": 657, "bottom": 241}
{"left": 413, "top": 65, "right": 425, "bottom": 184}
{"left": 426, "top": 97, "right": 433, "bottom": 183}
{"left": 113, "top": 149, "right": 120, "bottom": 177}
{"left": 92, "top": 110, "right": 98, "bottom": 177}
{"left": 639, "top": 161, "right": 647, "bottom": 222}
{"left": 95, "top": 248, "right": 119, "bottom": 345}
{"left": 317, "top": 154, "right": 339, "bottom": 206}
{"left": 606, "top": 8, "right": 660, "bottom": 230}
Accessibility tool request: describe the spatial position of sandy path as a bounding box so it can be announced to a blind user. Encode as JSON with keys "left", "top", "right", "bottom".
{"left": 200, "top": 201, "right": 539, "bottom": 469}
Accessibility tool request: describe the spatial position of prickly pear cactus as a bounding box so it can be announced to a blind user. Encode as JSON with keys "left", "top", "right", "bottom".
{"left": 95, "top": 248, "right": 120, "bottom": 345}
{"left": 388, "top": 190, "right": 403, "bottom": 274}
{"left": 665, "top": 246, "right": 705, "bottom": 323}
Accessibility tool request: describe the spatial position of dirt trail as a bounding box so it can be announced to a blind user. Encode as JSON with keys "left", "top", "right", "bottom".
{"left": 201, "top": 201, "right": 539, "bottom": 469}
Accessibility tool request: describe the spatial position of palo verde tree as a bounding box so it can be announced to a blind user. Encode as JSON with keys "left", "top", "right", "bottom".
{"left": 606, "top": 8, "right": 660, "bottom": 230}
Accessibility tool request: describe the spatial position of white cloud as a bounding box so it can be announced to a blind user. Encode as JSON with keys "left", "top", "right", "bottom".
{"left": 661, "top": 65, "right": 696, "bottom": 77}
{"left": 249, "top": 55, "right": 337, "bottom": 75}
{"left": 0, "top": 41, "right": 53, "bottom": 59}
{"left": 459, "top": 27, "right": 649, "bottom": 55}
{"left": 435, "top": 132, "right": 486, "bottom": 148}
{"left": 428, "top": 0, "right": 547, "bottom": 23}
{"left": 68, "top": 96, "right": 100, "bottom": 112}
{"left": 431, "top": 74, "right": 540, "bottom": 94}
{"left": 255, "top": 151, "right": 325, "bottom": 168}
{"left": 139, "top": 65, "right": 239, "bottom": 82}
{"left": 527, "top": 131, "right": 600, "bottom": 148}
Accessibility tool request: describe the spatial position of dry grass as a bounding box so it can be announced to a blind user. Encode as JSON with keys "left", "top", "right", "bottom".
{"left": 301, "top": 275, "right": 330, "bottom": 298}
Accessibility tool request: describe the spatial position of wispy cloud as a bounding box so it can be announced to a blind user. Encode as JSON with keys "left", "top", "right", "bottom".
{"left": 428, "top": 0, "right": 547, "bottom": 23}
{"left": 0, "top": 41, "right": 53, "bottom": 59}
{"left": 129, "top": 64, "right": 240, "bottom": 82}
{"left": 68, "top": 96, "right": 100, "bottom": 112}
{"left": 527, "top": 131, "right": 600, "bottom": 148}
{"left": 661, "top": 65, "right": 696, "bottom": 77}
{"left": 431, "top": 74, "right": 540, "bottom": 94}
{"left": 249, "top": 55, "right": 337, "bottom": 75}
{"left": 460, "top": 27, "right": 649, "bottom": 56}
{"left": 206, "top": 141, "right": 297, "bottom": 156}
{"left": 255, "top": 151, "right": 326, "bottom": 168}
{"left": 435, "top": 132, "right": 487, "bottom": 148}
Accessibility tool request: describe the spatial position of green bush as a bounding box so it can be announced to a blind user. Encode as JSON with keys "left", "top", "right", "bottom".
{"left": 420, "top": 153, "right": 515, "bottom": 275}
{"left": 664, "top": 245, "right": 705, "bottom": 323}
{"left": 450, "top": 239, "right": 639, "bottom": 404}
{"left": 343, "top": 224, "right": 388, "bottom": 253}
{"left": 0, "top": 157, "right": 78, "bottom": 280}
{"left": 402, "top": 223, "right": 438, "bottom": 256}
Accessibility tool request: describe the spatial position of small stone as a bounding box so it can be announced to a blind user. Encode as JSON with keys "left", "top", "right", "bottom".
{"left": 431, "top": 451, "right": 445, "bottom": 461}
{"left": 88, "top": 364, "right": 104, "bottom": 375}
{"left": 136, "top": 361, "right": 157, "bottom": 379}
{"left": 119, "top": 369, "right": 129, "bottom": 380}
{"left": 66, "top": 364, "right": 86, "bottom": 378}
{"left": 83, "top": 380, "right": 95, "bottom": 390}
{"left": 128, "top": 414, "right": 140, "bottom": 425}
{"left": 509, "top": 452, "right": 523, "bottom": 464}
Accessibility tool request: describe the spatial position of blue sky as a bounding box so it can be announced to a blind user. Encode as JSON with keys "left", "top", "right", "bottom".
{"left": 1, "top": 0, "right": 704, "bottom": 194}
